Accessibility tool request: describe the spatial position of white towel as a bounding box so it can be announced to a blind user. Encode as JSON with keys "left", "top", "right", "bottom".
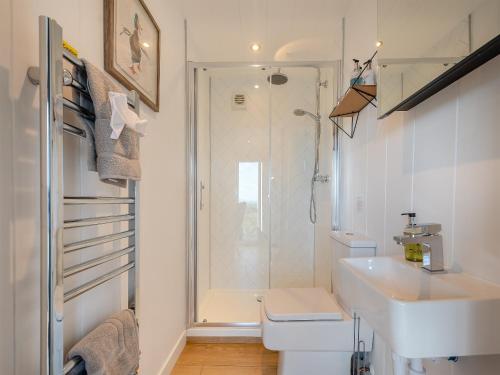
{"left": 108, "top": 92, "right": 147, "bottom": 140}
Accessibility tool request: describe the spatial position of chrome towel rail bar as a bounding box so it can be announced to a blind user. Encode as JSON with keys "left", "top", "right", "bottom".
{"left": 62, "top": 49, "right": 136, "bottom": 108}
{"left": 28, "top": 58, "right": 96, "bottom": 116}
{"left": 63, "top": 98, "right": 95, "bottom": 120}
{"left": 33, "top": 16, "right": 140, "bottom": 374}
{"left": 64, "top": 262, "right": 135, "bottom": 302}
{"left": 63, "top": 246, "right": 135, "bottom": 278}
{"left": 63, "top": 49, "right": 83, "bottom": 68}
{"left": 63, "top": 123, "right": 86, "bottom": 138}
{"left": 63, "top": 230, "right": 134, "bottom": 253}
{"left": 64, "top": 196, "right": 135, "bottom": 204}
{"left": 63, "top": 358, "right": 82, "bottom": 375}
{"left": 64, "top": 214, "right": 135, "bottom": 228}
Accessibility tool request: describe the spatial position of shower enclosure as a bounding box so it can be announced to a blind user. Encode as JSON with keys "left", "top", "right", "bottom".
{"left": 187, "top": 62, "right": 339, "bottom": 331}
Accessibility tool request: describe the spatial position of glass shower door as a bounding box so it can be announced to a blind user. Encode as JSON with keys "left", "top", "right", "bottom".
{"left": 195, "top": 67, "right": 271, "bottom": 324}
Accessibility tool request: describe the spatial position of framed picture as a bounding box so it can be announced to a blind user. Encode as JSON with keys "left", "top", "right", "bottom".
{"left": 104, "top": 0, "right": 160, "bottom": 111}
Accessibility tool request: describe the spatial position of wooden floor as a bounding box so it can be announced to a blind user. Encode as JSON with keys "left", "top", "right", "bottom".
{"left": 171, "top": 343, "right": 278, "bottom": 375}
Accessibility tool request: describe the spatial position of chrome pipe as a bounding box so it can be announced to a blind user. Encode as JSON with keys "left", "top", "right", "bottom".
{"left": 63, "top": 230, "right": 135, "bottom": 253}
{"left": 127, "top": 180, "right": 138, "bottom": 310}
{"left": 64, "top": 196, "right": 135, "bottom": 205}
{"left": 64, "top": 262, "right": 135, "bottom": 302}
{"left": 64, "top": 246, "right": 135, "bottom": 278}
{"left": 39, "top": 16, "right": 65, "bottom": 375}
{"left": 64, "top": 214, "right": 134, "bottom": 228}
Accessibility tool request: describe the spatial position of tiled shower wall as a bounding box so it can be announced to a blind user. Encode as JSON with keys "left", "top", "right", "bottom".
{"left": 199, "top": 67, "right": 334, "bottom": 291}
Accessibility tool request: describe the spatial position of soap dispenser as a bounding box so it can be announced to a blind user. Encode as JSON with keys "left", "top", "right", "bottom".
{"left": 400, "top": 212, "right": 423, "bottom": 262}
{"left": 362, "top": 59, "right": 376, "bottom": 85}
{"left": 350, "top": 59, "right": 363, "bottom": 86}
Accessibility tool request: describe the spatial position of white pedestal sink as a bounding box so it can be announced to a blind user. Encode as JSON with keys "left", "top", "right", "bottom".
{"left": 337, "top": 256, "right": 500, "bottom": 359}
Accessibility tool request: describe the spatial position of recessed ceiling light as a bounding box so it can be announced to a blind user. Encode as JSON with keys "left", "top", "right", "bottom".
{"left": 376, "top": 41, "right": 383, "bottom": 48}
{"left": 251, "top": 43, "right": 261, "bottom": 52}
{"left": 143, "top": 42, "right": 150, "bottom": 48}
{"left": 254, "top": 84, "right": 260, "bottom": 89}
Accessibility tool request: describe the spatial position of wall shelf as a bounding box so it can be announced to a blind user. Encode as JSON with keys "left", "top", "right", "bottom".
{"left": 330, "top": 84, "right": 377, "bottom": 117}
{"left": 329, "top": 50, "right": 378, "bottom": 139}
{"left": 329, "top": 84, "right": 377, "bottom": 138}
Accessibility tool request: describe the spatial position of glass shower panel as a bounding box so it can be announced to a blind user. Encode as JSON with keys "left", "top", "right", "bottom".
{"left": 269, "top": 67, "right": 318, "bottom": 288}
{"left": 196, "top": 67, "right": 271, "bottom": 323}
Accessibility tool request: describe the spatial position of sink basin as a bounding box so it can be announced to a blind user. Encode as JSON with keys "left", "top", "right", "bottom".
{"left": 337, "top": 256, "right": 500, "bottom": 358}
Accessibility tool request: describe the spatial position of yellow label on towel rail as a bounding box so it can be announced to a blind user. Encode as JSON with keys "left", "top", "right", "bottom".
{"left": 63, "top": 40, "right": 78, "bottom": 57}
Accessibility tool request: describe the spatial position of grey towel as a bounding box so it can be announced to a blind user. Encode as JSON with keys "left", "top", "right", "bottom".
{"left": 82, "top": 60, "right": 141, "bottom": 188}
{"left": 67, "top": 309, "right": 139, "bottom": 375}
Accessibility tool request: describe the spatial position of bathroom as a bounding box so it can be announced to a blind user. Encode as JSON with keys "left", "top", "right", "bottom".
{"left": 0, "top": 0, "right": 499, "bottom": 374}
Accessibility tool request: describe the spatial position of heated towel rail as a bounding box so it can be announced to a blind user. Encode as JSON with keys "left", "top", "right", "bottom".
{"left": 28, "top": 16, "right": 139, "bottom": 375}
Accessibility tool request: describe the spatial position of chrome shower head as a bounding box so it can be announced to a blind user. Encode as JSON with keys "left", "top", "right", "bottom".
{"left": 267, "top": 69, "right": 288, "bottom": 85}
{"left": 293, "top": 108, "right": 320, "bottom": 122}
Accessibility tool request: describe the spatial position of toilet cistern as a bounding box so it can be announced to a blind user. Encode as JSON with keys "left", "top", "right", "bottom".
{"left": 394, "top": 212, "right": 444, "bottom": 273}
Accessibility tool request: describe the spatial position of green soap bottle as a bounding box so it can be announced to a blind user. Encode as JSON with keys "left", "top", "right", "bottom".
{"left": 404, "top": 243, "right": 423, "bottom": 262}
{"left": 401, "top": 212, "right": 423, "bottom": 262}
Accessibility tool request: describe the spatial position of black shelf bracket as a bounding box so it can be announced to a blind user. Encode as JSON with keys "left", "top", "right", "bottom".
{"left": 329, "top": 113, "right": 360, "bottom": 139}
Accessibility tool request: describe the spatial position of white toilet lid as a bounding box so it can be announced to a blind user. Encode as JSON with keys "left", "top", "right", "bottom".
{"left": 264, "top": 288, "right": 343, "bottom": 322}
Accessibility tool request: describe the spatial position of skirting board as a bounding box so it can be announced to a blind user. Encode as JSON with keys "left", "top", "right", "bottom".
{"left": 157, "top": 330, "right": 186, "bottom": 375}
{"left": 187, "top": 336, "right": 262, "bottom": 344}
{"left": 187, "top": 326, "right": 262, "bottom": 338}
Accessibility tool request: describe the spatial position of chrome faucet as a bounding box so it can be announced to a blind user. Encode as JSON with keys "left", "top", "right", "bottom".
{"left": 394, "top": 222, "right": 445, "bottom": 273}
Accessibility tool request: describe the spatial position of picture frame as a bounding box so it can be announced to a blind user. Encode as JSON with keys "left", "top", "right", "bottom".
{"left": 104, "top": 0, "right": 160, "bottom": 112}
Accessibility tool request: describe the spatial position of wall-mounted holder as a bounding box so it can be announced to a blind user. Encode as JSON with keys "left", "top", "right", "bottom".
{"left": 329, "top": 51, "right": 378, "bottom": 139}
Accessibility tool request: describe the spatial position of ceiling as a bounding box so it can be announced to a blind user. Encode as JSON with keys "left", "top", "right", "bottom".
{"left": 182, "top": 0, "right": 351, "bottom": 62}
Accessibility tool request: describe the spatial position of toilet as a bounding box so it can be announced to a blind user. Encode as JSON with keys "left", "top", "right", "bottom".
{"left": 261, "top": 231, "right": 377, "bottom": 375}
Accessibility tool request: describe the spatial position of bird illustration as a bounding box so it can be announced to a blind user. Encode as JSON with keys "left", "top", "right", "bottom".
{"left": 120, "top": 13, "right": 150, "bottom": 74}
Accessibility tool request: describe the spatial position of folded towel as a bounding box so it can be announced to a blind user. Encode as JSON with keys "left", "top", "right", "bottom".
{"left": 82, "top": 60, "right": 141, "bottom": 188}
{"left": 67, "top": 309, "right": 139, "bottom": 375}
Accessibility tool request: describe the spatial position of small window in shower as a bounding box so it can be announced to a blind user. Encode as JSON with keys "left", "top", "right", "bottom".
{"left": 238, "top": 161, "right": 262, "bottom": 244}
